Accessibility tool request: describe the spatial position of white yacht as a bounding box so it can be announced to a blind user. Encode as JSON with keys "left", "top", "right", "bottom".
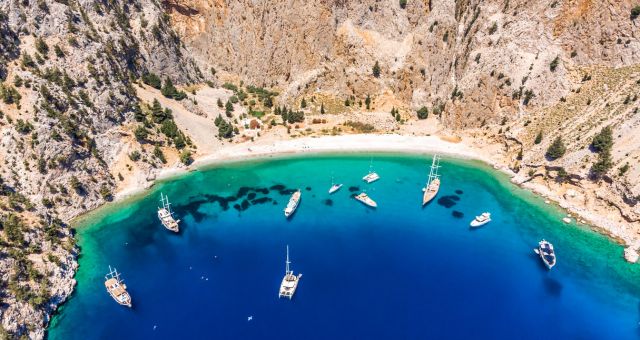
{"left": 422, "top": 155, "right": 441, "bottom": 205}
{"left": 354, "top": 192, "right": 377, "bottom": 208}
{"left": 470, "top": 212, "right": 491, "bottom": 227}
{"left": 158, "top": 193, "right": 180, "bottom": 232}
{"left": 328, "top": 176, "right": 343, "bottom": 194}
{"left": 279, "top": 245, "right": 302, "bottom": 299}
{"left": 534, "top": 239, "right": 557, "bottom": 269}
{"left": 284, "top": 190, "right": 301, "bottom": 218}
{"left": 104, "top": 266, "right": 131, "bottom": 307}
{"left": 363, "top": 159, "right": 380, "bottom": 183}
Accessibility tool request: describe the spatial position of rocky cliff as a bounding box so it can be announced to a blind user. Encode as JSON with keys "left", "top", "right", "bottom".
{"left": 0, "top": 0, "right": 203, "bottom": 337}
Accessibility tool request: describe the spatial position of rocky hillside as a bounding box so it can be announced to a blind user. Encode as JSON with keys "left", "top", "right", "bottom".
{"left": 0, "top": 0, "right": 204, "bottom": 337}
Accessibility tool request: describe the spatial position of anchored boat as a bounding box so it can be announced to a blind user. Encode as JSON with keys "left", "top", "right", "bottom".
{"left": 534, "top": 239, "right": 557, "bottom": 269}
{"left": 363, "top": 159, "right": 380, "bottom": 183}
{"left": 279, "top": 245, "right": 302, "bottom": 299}
{"left": 158, "top": 193, "right": 180, "bottom": 232}
{"left": 284, "top": 190, "right": 301, "bottom": 218}
{"left": 470, "top": 212, "right": 491, "bottom": 227}
{"left": 104, "top": 266, "right": 132, "bottom": 307}
{"left": 328, "top": 176, "right": 343, "bottom": 194}
{"left": 354, "top": 192, "right": 377, "bottom": 208}
{"left": 422, "top": 155, "right": 441, "bottom": 205}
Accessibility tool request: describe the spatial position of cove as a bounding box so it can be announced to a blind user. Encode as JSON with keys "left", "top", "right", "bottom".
{"left": 49, "top": 153, "right": 640, "bottom": 339}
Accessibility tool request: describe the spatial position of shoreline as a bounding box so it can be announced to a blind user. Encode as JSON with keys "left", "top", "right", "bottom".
{"left": 99, "top": 133, "right": 634, "bottom": 260}
{"left": 114, "top": 134, "right": 505, "bottom": 200}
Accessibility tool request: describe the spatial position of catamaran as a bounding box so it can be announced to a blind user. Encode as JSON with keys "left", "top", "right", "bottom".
{"left": 279, "top": 245, "right": 302, "bottom": 299}
{"left": 422, "top": 155, "right": 441, "bottom": 205}
{"left": 470, "top": 212, "right": 491, "bottom": 227}
{"left": 363, "top": 159, "right": 380, "bottom": 183}
{"left": 284, "top": 190, "right": 301, "bottom": 218}
{"left": 534, "top": 239, "right": 557, "bottom": 269}
{"left": 354, "top": 192, "right": 377, "bottom": 208}
{"left": 104, "top": 266, "right": 132, "bottom": 307}
{"left": 158, "top": 193, "right": 180, "bottom": 232}
{"left": 328, "top": 176, "right": 343, "bottom": 194}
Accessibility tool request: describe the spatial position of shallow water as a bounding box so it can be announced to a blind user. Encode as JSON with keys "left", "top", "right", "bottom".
{"left": 49, "top": 154, "right": 640, "bottom": 339}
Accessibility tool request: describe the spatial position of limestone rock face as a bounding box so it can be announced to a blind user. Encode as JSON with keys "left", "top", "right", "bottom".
{"left": 0, "top": 0, "right": 201, "bottom": 337}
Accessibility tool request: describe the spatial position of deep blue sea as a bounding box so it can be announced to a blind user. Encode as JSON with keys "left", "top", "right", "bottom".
{"left": 49, "top": 154, "right": 640, "bottom": 339}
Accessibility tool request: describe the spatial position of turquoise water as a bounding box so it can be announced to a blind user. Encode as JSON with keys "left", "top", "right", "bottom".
{"left": 49, "top": 154, "right": 640, "bottom": 339}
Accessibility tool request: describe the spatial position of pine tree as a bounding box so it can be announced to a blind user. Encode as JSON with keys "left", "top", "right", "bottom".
{"left": 590, "top": 150, "right": 613, "bottom": 178}
{"left": 320, "top": 103, "right": 325, "bottom": 114}
{"left": 416, "top": 106, "right": 428, "bottom": 119}
{"left": 534, "top": 131, "right": 543, "bottom": 144}
{"left": 591, "top": 126, "right": 613, "bottom": 153}
{"left": 217, "top": 98, "right": 223, "bottom": 108}
{"left": 372, "top": 61, "right": 381, "bottom": 78}
{"left": 365, "top": 95, "right": 371, "bottom": 110}
{"left": 546, "top": 136, "right": 566, "bottom": 160}
{"left": 301, "top": 98, "right": 307, "bottom": 109}
{"left": 225, "top": 100, "right": 234, "bottom": 117}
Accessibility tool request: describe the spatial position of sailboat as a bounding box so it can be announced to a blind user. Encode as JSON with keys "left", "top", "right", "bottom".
{"left": 362, "top": 158, "right": 380, "bottom": 183}
{"left": 328, "top": 176, "right": 343, "bottom": 194}
{"left": 279, "top": 245, "right": 302, "bottom": 299}
{"left": 104, "top": 266, "right": 132, "bottom": 307}
{"left": 422, "top": 155, "right": 441, "bottom": 205}
{"left": 158, "top": 193, "right": 180, "bottom": 232}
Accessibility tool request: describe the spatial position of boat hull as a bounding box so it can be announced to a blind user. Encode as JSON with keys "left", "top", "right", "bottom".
{"left": 329, "top": 184, "right": 343, "bottom": 194}
{"left": 422, "top": 179, "right": 440, "bottom": 206}
{"left": 284, "top": 191, "right": 301, "bottom": 218}
{"left": 470, "top": 219, "right": 491, "bottom": 227}
{"left": 354, "top": 194, "right": 377, "bottom": 208}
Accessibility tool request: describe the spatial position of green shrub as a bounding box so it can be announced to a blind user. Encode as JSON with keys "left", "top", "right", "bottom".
{"left": 153, "top": 145, "right": 166, "bottom": 163}
{"left": 180, "top": 150, "right": 192, "bottom": 165}
{"left": 129, "top": 150, "right": 141, "bottom": 161}
{"left": 631, "top": 6, "right": 640, "bottom": 20}
{"left": 35, "top": 37, "right": 49, "bottom": 55}
{"left": 142, "top": 73, "right": 162, "bottom": 89}
{"left": 134, "top": 126, "right": 148, "bottom": 140}
{"left": 416, "top": 106, "right": 429, "bottom": 119}
{"left": 549, "top": 56, "right": 559, "bottom": 72}
{"left": 399, "top": 0, "right": 407, "bottom": 9}
{"left": 488, "top": 22, "right": 498, "bottom": 34}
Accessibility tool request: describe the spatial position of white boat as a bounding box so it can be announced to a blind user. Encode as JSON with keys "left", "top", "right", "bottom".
{"left": 279, "top": 245, "right": 302, "bottom": 299}
{"left": 470, "top": 212, "right": 491, "bottom": 227}
{"left": 329, "top": 184, "right": 343, "bottom": 194}
{"left": 354, "top": 192, "right": 377, "bottom": 208}
{"left": 328, "top": 176, "right": 343, "bottom": 194}
{"left": 534, "top": 239, "right": 556, "bottom": 269}
{"left": 158, "top": 193, "right": 180, "bottom": 232}
{"left": 422, "top": 155, "right": 441, "bottom": 205}
{"left": 284, "top": 190, "right": 301, "bottom": 218}
{"left": 104, "top": 266, "right": 132, "bottom": 307}
{"left": 363, "top": 159, "right": 380, "bottom": 183}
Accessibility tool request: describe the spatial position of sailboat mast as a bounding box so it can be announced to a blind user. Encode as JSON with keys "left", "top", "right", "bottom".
{"left": 285, "top": 245, "right": 290, "bottom": 274}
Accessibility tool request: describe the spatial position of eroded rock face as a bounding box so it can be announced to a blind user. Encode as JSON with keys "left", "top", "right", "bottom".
{"left": 171, "top": 0, "right": 640, "bottom": 123}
